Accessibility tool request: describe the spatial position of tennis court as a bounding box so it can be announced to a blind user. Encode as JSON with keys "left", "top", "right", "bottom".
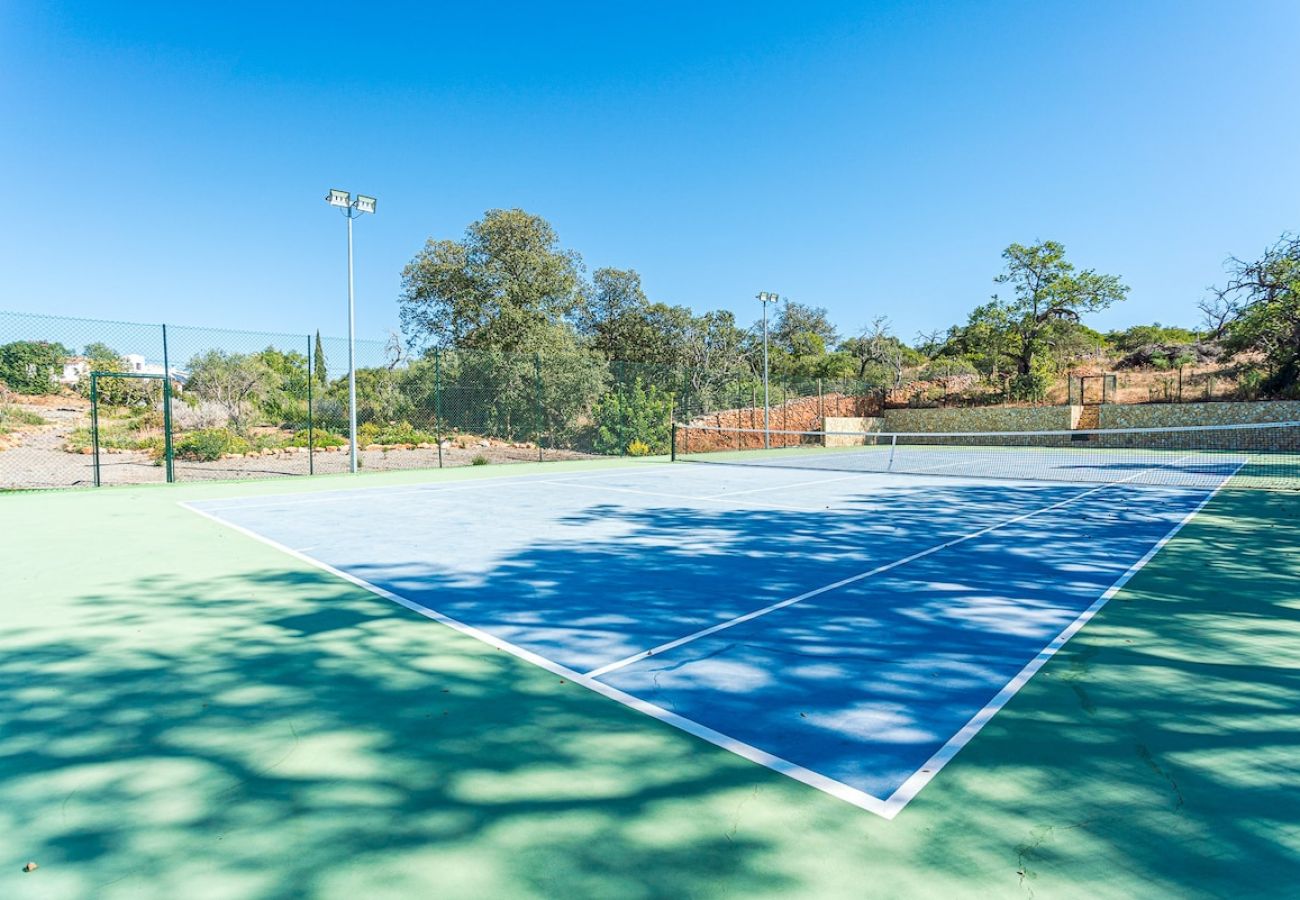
{"left": 3, "top": 423, "right": 1298, "bottom": 898}
{"left": 183, "top": 426, "right": 1282, "bottom": 818}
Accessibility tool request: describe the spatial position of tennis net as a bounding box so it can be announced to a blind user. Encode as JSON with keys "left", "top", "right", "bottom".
{"left": 671, "top": 421, "right": 1300, "bottom": 490}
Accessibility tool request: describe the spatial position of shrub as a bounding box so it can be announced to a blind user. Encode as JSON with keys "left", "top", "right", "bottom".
{"left": 356, "top": 420, "right": 437, "bottom": 446}
{"left": 170, "top": 399, "right": 230, "bottom": 431}
{"left": 287, "top": 428, "right": 346, "bottom": 448}
{"left": 1238, "top": 367, "right": 1265, "bottom": 401}
{"left": 0, "top": 341, "right": 70, "bottom": 395}
{"left": 471, "top": 454, "right": 489, "bottom": 466}
{"left": 174, "top": 428, "right": 250, "bottom": 461}
{"left": 0, "top": 405, "right": 45, "bottom": 434}
{"left": 591, "top": 378, "right": 672, "bottom": 456}
{"left": 626, "top": 438, "right": 652, "bottom": 457}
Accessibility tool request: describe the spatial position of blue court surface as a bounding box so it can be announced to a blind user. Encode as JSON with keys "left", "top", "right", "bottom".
{"left": 185, "top": 460, "right": 1225, "bottom": 818}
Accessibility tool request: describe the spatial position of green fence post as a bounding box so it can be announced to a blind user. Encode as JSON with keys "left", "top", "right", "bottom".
{"left": 434, "top": 348, "right": 444, "bottom": 468}
{"left": 162, "top": 324, "right": 174, "bottom": 483}
{"left": 533, "top": 352, "right": 544, "bottom": 463}
{"left": 306, "top": 333, "right": 315, "bottom": 476}
{"left": 90, "top": 372, "right": 101, "bottom": 487}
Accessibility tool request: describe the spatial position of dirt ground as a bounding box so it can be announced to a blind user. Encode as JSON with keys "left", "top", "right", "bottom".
{"left": 0, "top": 398, "right": 596, "bottom": 490}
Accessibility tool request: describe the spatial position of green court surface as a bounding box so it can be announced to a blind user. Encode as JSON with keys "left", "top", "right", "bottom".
{"left": 2, "top": 460, "right": 1298, "bottom": 899}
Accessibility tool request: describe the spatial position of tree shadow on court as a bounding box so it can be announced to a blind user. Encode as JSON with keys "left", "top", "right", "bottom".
{"left": 1, "top": 483, "right": 1298, "bottom": 898}
{"left": 0, "top": 561, "right": 814, "bottom": 898}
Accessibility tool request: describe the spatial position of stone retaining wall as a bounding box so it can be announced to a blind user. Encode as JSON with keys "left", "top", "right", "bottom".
{"left": 1098, "top": 400, "right": 1300, "bottom": 429}
{"left": 880, "top": 406, "right": 1071, "bottom": 434}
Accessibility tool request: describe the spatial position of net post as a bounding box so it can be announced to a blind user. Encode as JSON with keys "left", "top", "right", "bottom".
{"left": 888, "top": 433, "right": 897, "bottom": 471}
{"left": 305, "top": 333, "right": 315, "bottom": 476}
{"left": 434, "top": 348, "right": 444, "bottom": 468}
{"left": 162, "top": 324, "right": 175, "bottom": 483}
{"left": 671, "top": 421, "right": 677, "bottom": 462}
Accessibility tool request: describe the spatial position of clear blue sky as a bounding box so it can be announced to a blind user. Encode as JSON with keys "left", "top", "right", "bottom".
{"left": 2, "top": 1, "right": 1297, "bottom": 345}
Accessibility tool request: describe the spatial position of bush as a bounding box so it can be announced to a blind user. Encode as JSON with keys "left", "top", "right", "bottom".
{"left": 591, "top": 378, "right": 672, "bottom": 456}
{"left": 287, "top": 428, "right": 346, "bottom": 448}
{"left": 1009, "top": 370, "right": 1051, "bottom": 402}
{"left": 626, "top": 439, "right": 652, "bottom": 457}
{"left": 174, "top": 428, "right": 250, "bottom": 461}
{"left": 0, "top": 405, "right": 45, "bottom": 434}
{"left": 471, "top": 454, "right": 489, "bottom": 465}
{"left": 356, "top": 420, "right": 437, "bottom": 446}
{"left": 1238, "top": 367, "right": 1265, "bottom": 401}
{"left": 170, "top": 399, "right": 230, "bottom": 431}
{"left": 0, "top": 341, "right": 70, "bottom": 395}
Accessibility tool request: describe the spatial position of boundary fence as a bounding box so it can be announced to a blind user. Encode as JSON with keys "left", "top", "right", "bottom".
{"left": 0, "top": 310, "right": 891, "bottom": 490}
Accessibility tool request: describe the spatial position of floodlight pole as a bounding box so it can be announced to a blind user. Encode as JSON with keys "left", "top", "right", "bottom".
{"left": 346, "top": 211, "right": 357, "bottom": 474}
{"left": 757, "top": 292, "right": 780, "bottom": 449}
{"left": 325, "top": 189, "right": 376, "bottom": 474}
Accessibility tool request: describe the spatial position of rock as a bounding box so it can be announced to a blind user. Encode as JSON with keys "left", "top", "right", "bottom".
{"left": 365, "top": 443, "right": 383, "bottom": 451}
{"left": 478, "top": 440, "right": 490, "bottom": 448}
{"left": 245, "top": 452, "right": 260, "bottom": 459}
{"left": 416, "top": 442, "right": 432, "bottom": 449}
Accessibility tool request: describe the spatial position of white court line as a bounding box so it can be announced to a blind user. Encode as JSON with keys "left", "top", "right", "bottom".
{"left": 179, "top": 500, "right": 897, "bottom": 819}
{"left": 536, "top": 479, "right": 825, "bottom": 513}
{"left": 878, "top": 459, "right": 1244, "bottom": 816}
{"left": 180, "top": 451, "right": 1219, "bottom": 820}
{"left": 698, "top": 471, "right": 877, "bottom": 500}
{"left": 192, "top": 465, "right": 658, "bottom": 513}
{"left": 582, "top": 459, "right": 1196, "bottom": 680}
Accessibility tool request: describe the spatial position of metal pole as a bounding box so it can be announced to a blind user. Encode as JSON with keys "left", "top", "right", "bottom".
{"left": 306, "top": 334, "right": 315, "bottom": 476}
{"left": 762, "top": 301, "right": 770, "bottom": 449}
{"left": 347, "top": 211, "right": 358, "bottom": 474}
{"left": 434, "top": 348, "right": 444, "bottom": 468}
{"left": 90, "top": 373, "right": 101, "bottom": 487}
{"left": 534, "top": 353, "right": 544, "bottom": 463}
{"left": 162, "top": 324, "right": 174, "bottom": 483}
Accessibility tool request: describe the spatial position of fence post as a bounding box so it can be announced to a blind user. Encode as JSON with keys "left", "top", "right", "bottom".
{"left": 533, "top": 353, "right": 543, "bottom": 463}
{"left": 162, "top": 324, "right": 175, "bottom": 483}
{"left": 434, "top": 348, "right": 444, "bottom": 468}
{"left": 818, "top": 377, "right": 824, "bottom": 428}
{"left": 90, "top": 372, "right": 101, "bottom": 487}
{"left": 306, "top": 333, "right": 315, "bottom": 476}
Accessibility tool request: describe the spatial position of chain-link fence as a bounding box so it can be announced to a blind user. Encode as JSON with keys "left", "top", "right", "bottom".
{"left": 0, "top": 309, "right": 894, "bottom": 490}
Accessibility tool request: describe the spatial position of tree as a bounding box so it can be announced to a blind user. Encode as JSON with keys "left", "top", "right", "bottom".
{"left": 1205, "top": 234, "right": 1300, "bottom": 397}
{"left": 75, "top": 343, "right": 156, "bottom": 407}
{"left": 988, "top": 241, "right": 1127, "bottom": 396}
{"left": 759, "top": 300, "right": 841, "bottom": 377}
{"left": 591, "top": 377, "right": 673, "bottom": 455}
{"left": 0, "top": 340, "right": 69, "bottom": 395}
{"left": 399, "top": 209, "right": 585, "bottom": 352}
{"left": 579, "top": 268, "right": 651, "bottom": 359}
{"left": 185, "top": 350, "right": 278, "bottom": 433}
{"left": 253, "top": 346, "right": 309, "bottom": 425}
{"left": 840, "top": 317, "right": 922, "bottom": 386}
{"left": 943, "top": 302, "right": 1017, "bottom": 380}
{"left": 313, "top": 331, "right": 328, "bottom": 386}
{"left": 1104, "top": 323, "right": 1200, "bottom": 352}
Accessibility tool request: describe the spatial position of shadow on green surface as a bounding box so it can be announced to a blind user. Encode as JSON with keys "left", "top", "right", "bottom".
{"left": 0, "top": 486, "right": 1297, "bottom": 898}
{"left": 0, "top": 562, "right": 808, "bottom": 898}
